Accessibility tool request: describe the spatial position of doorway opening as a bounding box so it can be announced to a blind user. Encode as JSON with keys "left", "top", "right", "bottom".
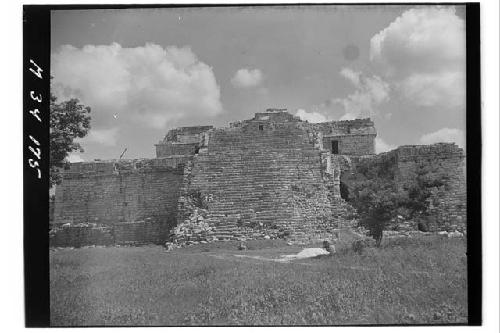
{"left": 331, "top": 140, "right": 339, "bottom": 154}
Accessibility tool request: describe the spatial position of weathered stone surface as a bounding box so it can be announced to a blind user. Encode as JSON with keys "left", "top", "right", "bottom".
{"left": 312, "top": 118, "right": 376, "bottom": 155}
{"left": 172, "top": 111, "right": 361, "bottom": 244}
{"left": 155, "top": 126, "right": 213, "bottom": 157}
{"left": 52, "top": 109, "right": 466, "bottom": 247}
{"left": 49, "top": 224, "right": 114, "bottom": 247}
{"left": 53, "top": 157, "right": 187, "bottom": 243}
{"left": 344, "top": 143, "right": 466, "bottom": 232}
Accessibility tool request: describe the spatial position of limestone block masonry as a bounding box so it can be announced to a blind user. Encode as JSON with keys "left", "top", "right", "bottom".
{"left": 52, "top": 109, "right": 466, "bottom": 247}
{"left": 395, "top": 144, "right": 466, "bottom": 231}
{"left": 343, "top": 143, "right": 466, "bottom": 232}
{"left": 52, "top": 157, "right": 188, "bottom": 245}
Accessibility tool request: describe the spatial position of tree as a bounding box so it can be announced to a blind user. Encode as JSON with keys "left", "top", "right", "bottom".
{"left": 349, "top": 177, "right": 405, "bottom": 247}
{"left": 404, "top": 160, "right": 450, "bottom": 230}
{"left": 50, "top": 92, "right": 91, "bottom": 187}
{"left": 343, "top": 156, "right": 406, "bottom": 247}
{"left": 344, "top": 156, "right": 451, "bottom": 246}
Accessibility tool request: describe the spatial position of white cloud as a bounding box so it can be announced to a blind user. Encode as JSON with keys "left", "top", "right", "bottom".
{"left": 375, "top": 137, "right": 396, "bottom": 154}
{"left": 370, "top": 6, "right": 464, "bottom": 74}
{"left": 66, "top": 153, "right": 84, "bottom": 163}
{"left": 82, "top": 128, "right": 119, "bottom": 146}
{"left": 306, "top": 6, "right": 465, "bottom": 124}
{"left": 334, "top": 68, "right": 390, "bottom": 119}
{"left": 52, "top": 43, "right": 223, "bottom": 130}
{"left": 339, "top": 68, "right": 361, "bottom": 86}
{"left": 231, "top": 68, "right": 263, "bottom": 88}
{"left": 339, "top": 113, "right": 357, "bottom": 121}
{"left": 369, "top": 6, "right": 465, "bottom": 109}
{"left": 400, "top": 71, "right": 465, "bottom": 108}
{"left": 419, "top": 128, "right": 465, "bottom": 148}
{"left": 295, "top": 109, "right": 328, "bottom": 123}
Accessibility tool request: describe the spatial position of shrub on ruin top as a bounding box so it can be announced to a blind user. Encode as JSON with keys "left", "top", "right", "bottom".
{"left": 343, "top": 157, "right": 453, "bottom": 246}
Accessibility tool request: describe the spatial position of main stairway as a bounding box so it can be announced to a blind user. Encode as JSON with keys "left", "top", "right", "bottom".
{"left": 172, "top": 121, "right": 351, "bottom": 243}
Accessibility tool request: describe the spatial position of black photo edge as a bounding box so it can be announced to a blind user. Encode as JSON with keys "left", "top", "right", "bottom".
{"left": 22, "top": 2, "right": 482, "bottom": 327}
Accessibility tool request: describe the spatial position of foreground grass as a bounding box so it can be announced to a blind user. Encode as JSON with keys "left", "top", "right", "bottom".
{"left": 50, "top": 236, "right": 467, "bottom": 326}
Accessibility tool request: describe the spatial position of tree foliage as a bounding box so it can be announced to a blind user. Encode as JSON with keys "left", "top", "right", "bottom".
{"left": 405, "top": 161, "right": 450, "bottom": 219}
{"left": 352, "top": 180, "right": 404, "bottom": 246}
{"left": 343, "top": 156, "right": 450, "bottom": 246}
{"left": 345, "top": 157, "right": 404, "bottom": 246}
{"left": 50, "top": 93, "right": 91, "bottom": 187}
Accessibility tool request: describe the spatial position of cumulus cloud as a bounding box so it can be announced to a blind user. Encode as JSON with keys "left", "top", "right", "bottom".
{"left": 400, "top": 71, "right": 465, "bottom": 108}
{"left": 370, "top": 6, "right": 464, "bottom": 74}
{"left": 292, "top": 6, "right": 466, "bottom": 149}
{"left": 370, "top": 6, "right": 465, "bottom": 109}
{"left": 82, "top": 128, "right": 119, "bottom": 146}
{"left": 375, "top": 137, "right": 396, "bottom": 154}
{"left": 339, "top": 68, "right": 361, "bottom": 86}
{"left": 339, "top": 113, "right": 357, "bottom": 121}
{"left": 303, "top": 6, "right": 465, "bottom": 124}
{"left": 419, "top": 128, "right": 465, "bottom": 148}
{"left": 295, "top": 109, "right": 328, "bottom": 123}
{"left": 66, "top": 153, "right": 84, "bottom": 163}
{"left": 52, "top": 43, "right": 223, "bottom": 131}
{"left": 333, "top": 68, "right": 390, "bottom": 119}
{"left": 231, "top": 68, "right": 263, "bottom": 88}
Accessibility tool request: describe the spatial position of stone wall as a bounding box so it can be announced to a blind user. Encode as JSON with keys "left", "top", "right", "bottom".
{"left": 53, "top": 109, "right": 465, "bottom": 247}
{"left": 155, "top": 126, "right": 213, "bottom": 157}
{"left": 322, "top": 134, "right": 375, "bottom": 156}
{"left": 162, "top": 126, "right": 214, "bottom": 143}
{"left": 395, "top": 144, "right": 466, "bottom": 231}
{"left": 342, "top": 143, "right": 466, "bottom": 231}
{"left": 113, "top": 220, "right": 162, "bottom": 244}
{"left": 49, "top": 225, "right": 114, "bottom": 247}
{"left": 172, "top": 115, "right": 350, "bottom": 244}
{"left": 155, "top": 143, "right": 199, "bottom": 157}
{"left": 311, "top": 119, "right": 376, "bottom": 155}
{"left": 51, "top": 110, "right": 375, "bottom": 246}
{"left": 53, "top": 157, "right": 188, "bottom": 241}
{"left": 49, "top": 220, "right": 163, "bottom": 247}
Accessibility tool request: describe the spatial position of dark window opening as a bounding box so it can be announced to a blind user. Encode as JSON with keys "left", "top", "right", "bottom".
{"left": 331, "top": 140, "right": 339, "bottom": 154}
{"left": 194, "top": 147, "right": 200, "bottom": 154}
{"left": 258, "top": 124, "right": 264, "bottom": 131}
{"left": 340, "top": 182, "right": 349, "bottom": 200}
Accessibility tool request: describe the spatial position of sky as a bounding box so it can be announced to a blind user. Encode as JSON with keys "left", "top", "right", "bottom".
{"left": 50, "top": 5, "right": 467, "bottom": 162}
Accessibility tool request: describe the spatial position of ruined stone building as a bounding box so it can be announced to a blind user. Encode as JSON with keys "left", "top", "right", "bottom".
{"left": 51, "top": 109, "right": 466, "bottom": 246}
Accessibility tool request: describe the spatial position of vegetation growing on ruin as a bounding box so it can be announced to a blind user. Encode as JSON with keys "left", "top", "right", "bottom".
{"left": 343, "top": 156, "right": 403, "bottom": 246}
{"left": 405, "top": 160, "right": 452, "bottom": 230}
{"left": 344, "top": 157, "right": 452, "bottom": 244}
{"left": 50, "top": 236, "right": 467, "bottom": 326}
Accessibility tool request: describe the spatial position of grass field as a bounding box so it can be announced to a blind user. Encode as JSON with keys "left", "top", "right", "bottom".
{"left": 50, "top": 236, "right": 467, "bottom": 326}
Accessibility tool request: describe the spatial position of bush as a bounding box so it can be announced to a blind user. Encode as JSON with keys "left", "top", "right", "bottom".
{"left": 417, "top": 220, "right": 429, "bottom": 232}
{"left": 352, "top": 239, "right": 366, "bottom": 254}
{"left": 343, "top": 157, "right": 451, "bottom": 246}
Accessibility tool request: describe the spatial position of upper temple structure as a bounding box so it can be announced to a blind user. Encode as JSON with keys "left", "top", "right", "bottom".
{"left": 51, "top": 109, "right": 466, "bottom": 247}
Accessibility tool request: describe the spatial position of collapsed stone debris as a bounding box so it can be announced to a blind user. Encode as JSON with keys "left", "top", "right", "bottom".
{"left": 51, "top": 109, "right": 466, "bottom": 247}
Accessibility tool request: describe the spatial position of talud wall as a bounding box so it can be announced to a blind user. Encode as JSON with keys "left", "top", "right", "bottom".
{"left": 53, "top": 157, "right": 188, "bottom": 242}
{"left": 49, "top": 220, "right": 163, "bottom": 247}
